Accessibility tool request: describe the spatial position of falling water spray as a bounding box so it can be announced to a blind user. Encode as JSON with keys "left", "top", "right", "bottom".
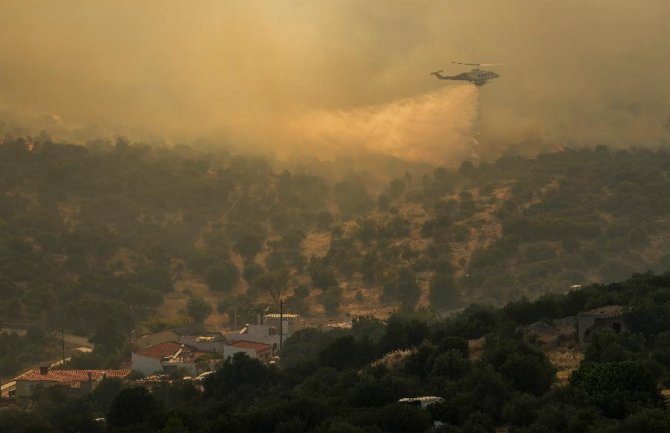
{"left": 471, "top": 86, "right": 482, "bottom": 161}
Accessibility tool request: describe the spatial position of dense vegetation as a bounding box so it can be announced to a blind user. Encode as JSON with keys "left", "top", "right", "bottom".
{"left": 3, "top": 137, "right": 670, "bottom": 376}
{"left": 5, "top": 272, "right": 670, "bottom": 432}
{"left": 0, "top": 328, "right": 57, "bottom": 377}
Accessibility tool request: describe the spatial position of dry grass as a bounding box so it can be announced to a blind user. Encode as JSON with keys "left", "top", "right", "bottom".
{"left": 301, "top": 232, "right": 332, "bottom": 259}
{"left": 155, "top": 268, "right": 241, "bottom": 330}
{"left": 551, "top": 350, "right": 584, "bottom": 385}
{"left": 525, "top": 318, "right": 584, "bottom": 386}
{"left": 468, "top": 337, "right": 485, "bottom": 361}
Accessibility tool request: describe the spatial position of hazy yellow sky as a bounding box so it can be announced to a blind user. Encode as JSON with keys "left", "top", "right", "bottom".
{"left": 0, "top": 1, "right": 668, "bottom": 162}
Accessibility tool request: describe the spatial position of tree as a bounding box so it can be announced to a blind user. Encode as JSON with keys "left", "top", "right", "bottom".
{"left": 570, "top": 360, "right": 663, "bottom": 417}
{"left": 161, "top": 415, "right": 190, "bottom": 433}
{"left": 323, "top": 420, "right": 367, "bottom": 433}
{"left": 90, "top": 378, "right": 124, "bottom": 412}
{"left": 205, "top": 262, "right": 239, "bottom": 292}
{"left": 242, "top": 262, "right": 265, "bottom": 285}
{"left": 429, "top": 273, "right": 461, "bottom": 310}
{"left": 431, "top": 349, "right": 470, "bottom": 380}
{"left": 484, "top": 334, "right": 555, "bottom": 396}
{"left": 318, "top": 335, "right": 374, "bottom": 370}
{"left": 204, "top": 353, "right": 278, "bottom": 400}
{"left": 255, "top": 268, "right": 290, "bottom": 303}
{"left": 90, "top": 317, "right": 125, "bottom": 355}
{"left": 309, "top": 260, "right": 338, "bottom": 289}
{"left": 107, "top": 387, "right": 159, "bottom": 429}
{"left": 0, "top": 408, "right": 53, "bottom": 433}
{"left": 370, "top": 403, "right": 432, "bottom": 433}
{"left": 584, "top": 329, "right": 646, "bottom": 363}
{"left": 320, "top": 287, "right": 343, "bottom": 316}
{"left": 187, "top": 297, "right": 213, "bottom": 323}
{"left": 334, "top": 178, "right": 374, "bottom": 216}
{"left": 230, "top": 225, "right": 266, "bottom": 260}
{"left": 618, "top": 408, "right": 670, "bottom": 433}
{"left": 397, "top": 269, "right": 421, "bottom": 309}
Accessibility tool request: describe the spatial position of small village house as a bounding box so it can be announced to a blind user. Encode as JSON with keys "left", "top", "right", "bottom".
{"left": 13, "top": 367, "right": 131, "bottom": 400}
{"left": 577, "top": 305, "right": 627, "bottom": 344}
{"left": 223, "top": 340, "right": 274, "bottom": 363}
{"left": 225, "top": 313, "right": 301, "bottom": 348}
{"left": 178, "top": 333, "right": 226, "bottom": 353}
{"left": 131, "top": 341, "right": 206, "bottom": 376}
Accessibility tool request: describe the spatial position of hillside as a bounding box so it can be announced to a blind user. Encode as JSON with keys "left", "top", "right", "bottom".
{"left": 2, "top": 138, "right": 670, "bottom": 362}
{"left": 6, "top": 272, "right": 670, "bottom": 432}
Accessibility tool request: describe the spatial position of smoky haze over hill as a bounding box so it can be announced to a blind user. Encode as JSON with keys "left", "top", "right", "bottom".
{"left": 0, "top": 0, "right": 669, "bottom": 163}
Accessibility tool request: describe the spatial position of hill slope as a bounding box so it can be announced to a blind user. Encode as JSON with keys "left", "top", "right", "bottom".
{"left": 2, "top": 138, "right": 670, "bottom": 338}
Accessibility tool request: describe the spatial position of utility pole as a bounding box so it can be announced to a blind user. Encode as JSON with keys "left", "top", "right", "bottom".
{"left": 279, "top": 298, "right": 283, "bottom": 351}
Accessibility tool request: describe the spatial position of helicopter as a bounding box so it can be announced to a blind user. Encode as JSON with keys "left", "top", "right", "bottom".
{"left": 431, "top": 62, "right": 503, "bottom": 86}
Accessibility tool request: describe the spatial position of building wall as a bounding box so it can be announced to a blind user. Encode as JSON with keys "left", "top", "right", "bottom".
{"left": 263, "top": 316, "right": 301, "bottom": 335}
{"left": 15, "top": 381, "right": 36, "bottom": 399}
{"left": 131, "top": 353, "right": 163, "bottom": 376}
{"left": 578, "top": 315, "right": 627, "bottom": 344}
{"left": 162, "top": 360, "right": 198, "bottom": 377}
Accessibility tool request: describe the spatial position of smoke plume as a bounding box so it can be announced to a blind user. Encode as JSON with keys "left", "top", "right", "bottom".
{"left": 0, "top": 0, "right": 669, "bottom": 164}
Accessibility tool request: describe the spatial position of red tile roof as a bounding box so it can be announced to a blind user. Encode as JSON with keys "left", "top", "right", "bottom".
{"left": 135, "top": 341, "right": 190, "bottom": 360}
{"left": 15, "top": 369, "right": 131, "bottom": 383}
{"left": 227, "top": 340, "right": 273, "bottom": 353}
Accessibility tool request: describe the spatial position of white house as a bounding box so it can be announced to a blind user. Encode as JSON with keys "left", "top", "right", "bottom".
{"left": 225, "top": 313, "right": 300, "bottom": 351}
{"left": 263, "top": 313, "right": 301, "bottom": 336}
{"left": 226, "top": 324, "right": 280, "bottom": 348}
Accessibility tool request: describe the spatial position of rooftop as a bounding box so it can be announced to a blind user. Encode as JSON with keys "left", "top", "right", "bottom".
{"left": 264, "top": 313, "right": 299, "bottom": 319}
{"left": 135, "top": 341, "right": 196, "bottom": 360}
{"left": 580, "top": 305, "right": 625, "bottom": 318}
{"left": 15, "top": 369, "right": 131, "bottom": 383}
{"left": 398, "top": 396, "right": 445, "bottom": 403}
{"left": 195, "top": 335, "right": 225, "bottom": 342}
{"left": 227, "top": 340, "right": 273, "bottom": 353}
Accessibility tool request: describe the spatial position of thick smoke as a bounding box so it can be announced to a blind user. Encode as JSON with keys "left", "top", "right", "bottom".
{"left": 289, "top": 85, "right": 479, "bottom": 164}
{"left": 0, "top": 0, "right": 669, "bottom": 164}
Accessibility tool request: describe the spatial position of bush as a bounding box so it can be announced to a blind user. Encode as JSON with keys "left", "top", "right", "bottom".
{"left": 320, "top": 287, "right": 343, "bottom": 316}
{"left": 205, "top": 262, "right": 240, "bottom": 292}
{"left": 187, "top": 297, "right": 213, "bottom": 323}
{"left": 429, "top": 273, "right": 461, "bottom": 310}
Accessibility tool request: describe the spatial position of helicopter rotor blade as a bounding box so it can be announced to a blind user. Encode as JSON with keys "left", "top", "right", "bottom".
{"left": 430, "top": 69, "right": 444, "bottom": 75}
{"left": 452, "top": 61, "right": 506, "bottom": 67}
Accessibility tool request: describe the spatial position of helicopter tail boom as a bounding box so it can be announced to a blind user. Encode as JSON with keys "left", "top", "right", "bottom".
{"left": 430, "top": 70, "right": 454, "bottom": 80}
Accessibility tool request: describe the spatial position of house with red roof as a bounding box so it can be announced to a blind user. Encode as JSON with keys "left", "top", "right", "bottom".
{"left": 131, "top": 341, "right": 207, "bottom": 376}
{"left": 223, "top": 340, "right": 273, "bottom": 363}
{"left": 13, "top": 367, "right": 131, "bottom": 399}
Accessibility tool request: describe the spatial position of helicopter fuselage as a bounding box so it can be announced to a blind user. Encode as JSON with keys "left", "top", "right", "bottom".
{"left": 432, "top": 68, "right": 499, "bottom": 86}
